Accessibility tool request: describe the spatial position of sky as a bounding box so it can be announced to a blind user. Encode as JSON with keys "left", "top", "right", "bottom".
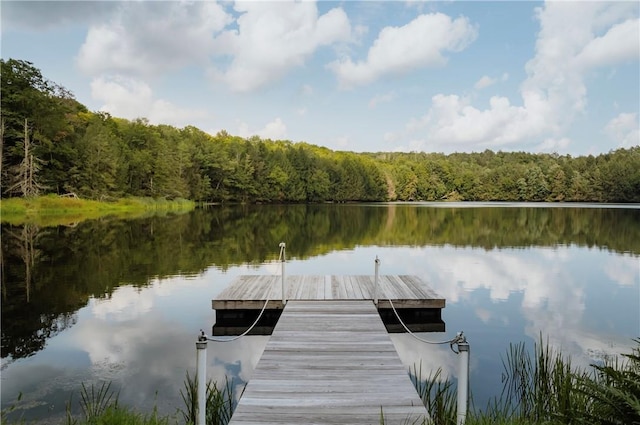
{"left": 1, "top": 1, "right": 639, "bottom": 155}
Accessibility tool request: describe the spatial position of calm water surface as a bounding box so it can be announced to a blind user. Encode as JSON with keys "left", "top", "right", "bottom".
{"left": 2, "top": 203, "right": 639, "bottom": 422}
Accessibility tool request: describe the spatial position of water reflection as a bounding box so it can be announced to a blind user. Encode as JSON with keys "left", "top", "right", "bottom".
{"left": 1, "top": 204, "right": 638, "bottom": 421}
{"left": 379, "top": 245, "right": 639, "bottom": 407}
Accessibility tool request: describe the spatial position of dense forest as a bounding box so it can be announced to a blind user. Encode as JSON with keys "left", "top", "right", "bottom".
{"left": 2, "top": 58, "right": 639, "bottom": 203}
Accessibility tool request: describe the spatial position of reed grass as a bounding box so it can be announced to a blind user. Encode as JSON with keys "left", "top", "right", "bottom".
{"left": 78, "top": 381, "right": 118, "bottom": 421}
{"left": 411, "top": 364, "right": 456, "bottom": 425}
{"left": 407, "top": 337, "right": 640, "bottom": 425}
{"left": 178, "top": 371, "right": 242, "bottom": 425}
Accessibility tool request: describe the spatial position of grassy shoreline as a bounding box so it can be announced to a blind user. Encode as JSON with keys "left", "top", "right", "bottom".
{"left": 0, "top": 195, "right": 196, "bottom": 226}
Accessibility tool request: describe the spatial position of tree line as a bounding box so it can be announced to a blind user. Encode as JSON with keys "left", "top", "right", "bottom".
{"left": 2, "top": 58, "right": 639, "bottom": 203}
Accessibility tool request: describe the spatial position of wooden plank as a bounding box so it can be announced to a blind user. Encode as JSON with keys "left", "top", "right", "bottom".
{"left": 337, "top": 275, "right": 349, "bottom": 299}
{"left": 330, "top": 275, "right": 341, "bottom": 299}
{"left": 303, "top": 276, "right": 319, "bottom": 299}
{"left": 229, "top": 300, "right": 429, "bottom": 424}
{"left": 324, "top": 275, "right": 332, "bottom": 300}
{"left": 353, "top": 275, "right": 373, "bottom": 299}
{"left": 397, "top": 275, "right": 428, "bottom": 298}
{"left": 316, "top": 275, "right": 325, "bottom": 300}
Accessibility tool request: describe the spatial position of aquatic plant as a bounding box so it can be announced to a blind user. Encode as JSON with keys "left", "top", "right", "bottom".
{"left": 179, "top": 371, "right": 242, "bottom": 425}
{"left": 411, "top": 364, "right": 457, "bottom": 425}
{"left": 572, "top": 339, "right": 640, "bottom": 425}
{"left": 409, "top": 337, "right": 640, "bottom": 425}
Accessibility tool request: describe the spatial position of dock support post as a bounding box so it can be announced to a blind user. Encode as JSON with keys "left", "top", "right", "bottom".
{"left": 456, "top": 335, "right": 470, "bottom": 425}
{"left": 280, "top": 242, "right": 286, "bottom": 305}
{"left": 196, "top": 331, "right": 207, "bottom": 425}
{"left": 374, "top": 256, "right": 380, "bottom": 305}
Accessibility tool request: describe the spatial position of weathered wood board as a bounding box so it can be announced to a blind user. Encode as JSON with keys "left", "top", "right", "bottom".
{"left": 212, "top": 275, "right": 445, "bottom": 310}
{"left": 228, "top": 300, "right": 430, "bottom": 424}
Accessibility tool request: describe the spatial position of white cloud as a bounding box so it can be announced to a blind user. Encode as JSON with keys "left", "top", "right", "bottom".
{"left": 474, "top": 75, "right": 496, "bottom": 90}
{"left": 328, "top": 13, "right": 478, "bottom": 88}
{"left": 237, "top": 118, "right": 288, "bottom": 140}
{"left": 368, "top": 91, "right": 397, "bottom": 108}
{"left": 76, "top": 1, "right": 353, "bottom": 93}
{"left": 91, "top": 286, "right": 154, "bottom": 322}
{"left": 398, "top": 2, "right": 638, "bottom": 152}
{"left": 261, "top": 118, "right": 288, "bottom": 140}
{"left": 604, "top": 255, "right": 640, "bottom": 287}
{"left": 407, "top": 94, "right": 530, "bottom": 147}
{"left": 475, "top": 308, "right": 492, "bottom": 324}
{"left": 605, "top": 112, "right": 640, "bottom": 148}
{"left": 538, "top": 137, "right": 572, "bottom": 152}
{"left": 391, "top": 334, "right": 458, "bottom": 381}
{"left": 210, "top": 2, "right": 351, "bottom": 92}
{"left": 91, "top": 76, "right": 208, "bottom": 127}
{"left": 474, "top": 73, "right": 508, "bottom": 90}
{"left": 575, "top": 18, "right": 640, "bottom": 69}
{"left": 77, "top": 2, "right": 231, "bottom": 77}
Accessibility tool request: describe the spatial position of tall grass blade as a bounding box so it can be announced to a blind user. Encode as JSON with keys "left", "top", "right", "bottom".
{"left": 179, "top": 370, "right": 244, "bottom": 425}
{"left": 410, "top": 363, "right": 456, "bottom": 425}
{"left": 79, "top": 381, "right": 118, "bottom": 421}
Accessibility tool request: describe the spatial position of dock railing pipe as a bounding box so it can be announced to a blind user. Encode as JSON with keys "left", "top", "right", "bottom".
{"left": 196, "top": 331, "right": 207, "bottom": 425}
{"left": 457, "top": 336, "right": 470, "bottom": 425}
{"left": 280, "top": 242, "right": 286, "bottom": 305}
{"left": 374, "top": 256, "right": 380, "bottom": 305}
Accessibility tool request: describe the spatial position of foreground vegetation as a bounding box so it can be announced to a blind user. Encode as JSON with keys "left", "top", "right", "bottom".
{"left": 1, "top": 373, "right": 240, "bottom": 425}
{"left": 0, "top": 195, "right": 195, "bottom": 226}
{"left": 2, "top": 58, "right": 639, "bottom": 205}
{"left": 3, "top": 340, "right": 638, "bottom": 424}
{"left": 410, "top": 338, "right": 640, "bottom": 425}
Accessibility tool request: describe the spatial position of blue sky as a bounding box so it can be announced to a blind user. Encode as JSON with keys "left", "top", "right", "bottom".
{"left": 2, "top": 1, "right": 638, "bottom": 155}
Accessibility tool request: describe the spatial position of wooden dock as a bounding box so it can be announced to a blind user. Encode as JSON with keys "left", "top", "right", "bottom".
{"left": 228, "top": 300, "right": 430, "bottom": 424}
{"left": 212, "top": 275, "right": 445, "bottom": 310}
{"left": 212, "top": 274, "right": 446, "bottom": 335}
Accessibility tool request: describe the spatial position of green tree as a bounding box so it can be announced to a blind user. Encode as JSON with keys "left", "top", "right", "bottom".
{"left": 0, "top": 59, "right": 81, "bottom": 195}
{"left": 69, "top": 112, "right": 121, "bottom": 198}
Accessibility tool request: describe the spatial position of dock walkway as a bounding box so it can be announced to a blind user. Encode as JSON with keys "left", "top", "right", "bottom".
{"left": 229, "top": 300, "right": 429, "bottom": 425}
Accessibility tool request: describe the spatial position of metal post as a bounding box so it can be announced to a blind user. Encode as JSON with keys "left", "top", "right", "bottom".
{"left": 280, "top": 242, "right": 286, "bottom": 305}
{"left": 456, "top": 335, "right": 470, "bottom": 425}
{"left": 196, "top": 331, "right": 207, "bottom": 425}
{"left": 374, "top": 256, "right": 380, "bottom": 305}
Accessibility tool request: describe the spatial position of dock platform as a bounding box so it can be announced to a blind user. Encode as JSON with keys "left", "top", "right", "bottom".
{"left": 228, "top": 300, "right": 430, "bottom": 424}
{"left": 212, "top": 275, "right": 446, "bottom": 335}
{"left": 212, "top": 275, "right": 445, "bottom": 310}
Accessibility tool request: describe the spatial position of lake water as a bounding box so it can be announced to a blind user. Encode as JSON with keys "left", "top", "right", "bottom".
{"left": 2, "top": 203, "right": 639, "bottom": 423}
